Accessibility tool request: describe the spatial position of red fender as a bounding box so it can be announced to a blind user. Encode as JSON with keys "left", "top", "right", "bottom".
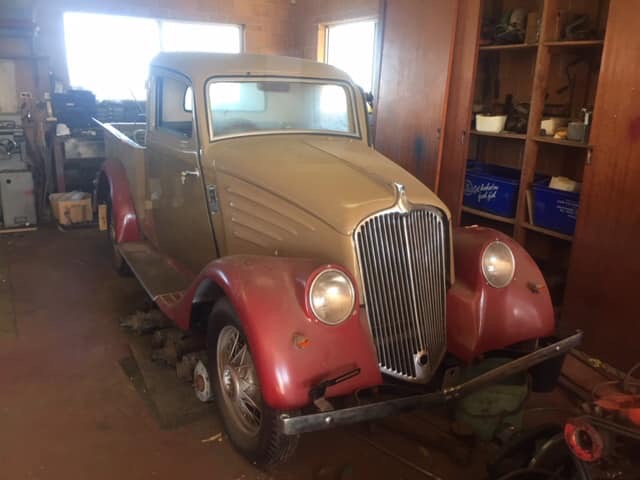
{"left": 446, "top": 226, "right": 555, "bottom": 362}
{"left": 158, "top": 255, "right": 382, "bottom": 410}
{"left": 100, "top": 158, "right": 140, "bottom": 243}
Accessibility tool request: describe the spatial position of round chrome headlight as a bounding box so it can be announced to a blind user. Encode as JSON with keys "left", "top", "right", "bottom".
{"left": 308, "top": 269, "right": 355, "bottom": 325}
{"left": 482, "top": 241, "right": 515, "bottom": 288}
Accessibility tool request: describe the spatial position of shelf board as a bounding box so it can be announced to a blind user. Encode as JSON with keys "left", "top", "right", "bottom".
{"left": 534, "top": 136, "right": 591, "bottom": 149}
{"left": 544, "top": 40, "right": 604, "bottom": 48}
{"left": 521, "top": 222, "right": 573, "bottom": 242}
{"left": 479, "top": 43, "right": 538, "bottom": 51}
{"left": 471, "top": 130, "right": 527, "bottom": 140}
{"left": 462, "top": 206, "right": 516, "bottom": 225}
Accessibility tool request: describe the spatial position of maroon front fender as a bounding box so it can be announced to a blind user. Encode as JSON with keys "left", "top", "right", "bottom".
{"left": 100, "top": 159, "right": 139, "bottom": 243}
{"left": 161, "top": 256, "right": 382, "bottom": 411}
{"left": 447, "top": 226, "right": 555, "bottom": 362}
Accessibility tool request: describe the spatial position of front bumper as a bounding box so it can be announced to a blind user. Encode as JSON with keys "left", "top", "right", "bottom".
{"left": 279, "top": 330, "right": 582, "bottom": 435}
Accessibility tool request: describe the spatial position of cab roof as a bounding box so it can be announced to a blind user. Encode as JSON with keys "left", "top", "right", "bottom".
{"left": 151, "top": 52, "right": 354, "bottom": 84}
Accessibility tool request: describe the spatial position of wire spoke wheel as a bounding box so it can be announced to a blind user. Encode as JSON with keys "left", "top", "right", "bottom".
{"left": 217, "top": 325, "right": 262, "bottom": 436}
{"left": 208, "top": 299, "right": 299, "bottom": 466}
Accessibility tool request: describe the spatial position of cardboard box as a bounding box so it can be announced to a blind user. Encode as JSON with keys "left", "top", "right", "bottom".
{"left": 49, "top": 192, "right": 93, "bottom": 225}
{"left": 98, "top": 203, "right": 108, "bottom": 231}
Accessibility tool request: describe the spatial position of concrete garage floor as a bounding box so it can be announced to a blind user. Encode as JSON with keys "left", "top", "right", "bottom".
{"left": 0, "top": 227, "right": 561, "bottom": 479}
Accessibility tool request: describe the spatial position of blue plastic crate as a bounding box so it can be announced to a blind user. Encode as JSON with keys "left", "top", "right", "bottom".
{"left": 463, "top": 163, "right": 522, "bottom": 218}
{"left": 532, "top": 179, "right": 580, "bottom": 236}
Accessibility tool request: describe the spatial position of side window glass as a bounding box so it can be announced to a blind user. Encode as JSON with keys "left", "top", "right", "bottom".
{"left": 156, "top": 76, "right": 193, "bottom": 138}
{"left": 184, "top": 86, "right": 193, "bottom": 112}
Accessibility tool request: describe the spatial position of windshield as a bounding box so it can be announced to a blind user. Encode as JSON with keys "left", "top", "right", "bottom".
{"left": 207, "top": 79, "right": 357, "bottom": 139}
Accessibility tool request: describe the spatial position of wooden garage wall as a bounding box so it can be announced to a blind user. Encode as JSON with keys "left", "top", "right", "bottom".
{"left": 288, "top": 0, "right": 380, "bottom": 60}
{"left": 31, "top": 0, "right": 293, "bottom": 85}
{"left": 16, "top": 0, "right": 384, "bottom": 89}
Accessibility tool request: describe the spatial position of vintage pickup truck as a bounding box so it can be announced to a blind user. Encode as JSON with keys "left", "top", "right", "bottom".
{"left": 96, "top": 52, "right": 581, "bottom": 466}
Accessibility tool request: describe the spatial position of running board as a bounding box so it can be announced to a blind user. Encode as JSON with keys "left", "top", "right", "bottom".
{"left": 118, "top": 242, "right": 191, "bottom": 300}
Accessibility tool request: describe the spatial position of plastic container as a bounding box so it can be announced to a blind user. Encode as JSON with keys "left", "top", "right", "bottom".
{"left": 532, "top": 179, "right": 580, "bottom": 235}
{"left": 540, "top": 117, "right": 569, "bottom": 136}
{"left": 476, "top": 114, "right": 507, "bottom": 133}
{"left": 464, "top": 163, "right": 521, "bottom": 218}
{"left": 455, "top": 358, "right": 530, "bottom": 441}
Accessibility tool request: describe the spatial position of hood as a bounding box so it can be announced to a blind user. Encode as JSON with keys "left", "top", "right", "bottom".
{"left": 207, "top": 135, "right": 449, "bottom": 235}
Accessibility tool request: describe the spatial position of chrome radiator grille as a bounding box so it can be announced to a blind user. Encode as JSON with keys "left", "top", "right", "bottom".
{"left": 355, "top": 207, "right": 448, "bottom": 382}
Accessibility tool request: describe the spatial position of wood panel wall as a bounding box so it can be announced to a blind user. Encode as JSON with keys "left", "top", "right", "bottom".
{"left": 438, "top": 0, "right": 482, "bottom": 222}
{"left": 373, "top": 0, "right": 459, "bottom": 191}
{"left": 563, "top": 0, "right": 640, "bottom": 370}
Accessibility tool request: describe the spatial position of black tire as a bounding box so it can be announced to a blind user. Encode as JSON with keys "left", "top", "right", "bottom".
{"left": 106, "top": 202, "right": 131, "bottom": 276}
{"left": 207, "top": 298, "right": 299, "bottom": 466}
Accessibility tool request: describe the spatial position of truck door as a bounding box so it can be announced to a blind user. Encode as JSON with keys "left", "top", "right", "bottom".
{"left": 146, "top": 70, "right": 217, "bottom": 274}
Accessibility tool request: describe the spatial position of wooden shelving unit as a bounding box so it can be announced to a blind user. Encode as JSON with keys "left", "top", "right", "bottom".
{"left": 533, "top": 136, "right": 591, "bottom": 149}
{"left": 543, "top": 39, "right": 604, "bottom": 48}
{"left": 459, "top": 0, "right": 609, "bottom": 305}
{"left": 521, "top": 222, "right": 573, "bottom": 242}
{"left": 471, "top": 130, "right": 527, "bottom": 140}
{"left": 462, "top": 206, "right": 516, "bottom": 224}
{"left": 479, "top": 43, "right": 538, "bottom": 51}
{"left": 438, "top": 0, "right": 640, "bottom": 365}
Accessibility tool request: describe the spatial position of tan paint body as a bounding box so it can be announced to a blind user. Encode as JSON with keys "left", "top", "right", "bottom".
{"left": 102, "top": 53, "right": 453, "bottom": 289}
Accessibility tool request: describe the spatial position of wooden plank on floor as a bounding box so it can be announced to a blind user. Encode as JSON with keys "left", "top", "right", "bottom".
{"left": 0, "top": 226, "right": 37, "bottom": 235}
{"left": 0, "top": 240, "right": 16, "bottom": 336}
{"left": 123, "top": 333, "right": 212, "bottom": 430}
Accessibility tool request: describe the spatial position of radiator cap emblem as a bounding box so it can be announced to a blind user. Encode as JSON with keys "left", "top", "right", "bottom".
{"left": 393, "top": 182, "right": 411, "bottom": 213}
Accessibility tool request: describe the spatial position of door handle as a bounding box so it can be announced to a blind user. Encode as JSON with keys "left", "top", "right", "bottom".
{"left": 180, "top": 169, "right": 200, "bottom": 185}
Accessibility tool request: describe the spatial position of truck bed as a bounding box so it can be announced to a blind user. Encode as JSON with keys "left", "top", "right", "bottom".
{"left": 96, "top": 121, "right": 147, "bottom": 148}
{"left": 95, "top": 120, "right": 148, "bottom": 228}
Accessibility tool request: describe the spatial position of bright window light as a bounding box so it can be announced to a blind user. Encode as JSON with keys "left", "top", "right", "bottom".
{"left": 161, "top": 21, "right": 241, "bottom": 53}
{"left": 326, "top": 20, "right": 377, "bottom": 94}
{"left": 64, "top": 13, "right": 159, "bottom": 101}
{"left": 320, "top": 84, "right": 348, "bottom": 114}
{"left": 63, "top": 12, "right": 242, "bottom": 101}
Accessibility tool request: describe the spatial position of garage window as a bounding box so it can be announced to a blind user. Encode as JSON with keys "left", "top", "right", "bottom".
{"left": 323, "top": 20, "right": 377, "bottom": 95}
{"left": 63, "top": 12, "right": 242, "bottom": 101}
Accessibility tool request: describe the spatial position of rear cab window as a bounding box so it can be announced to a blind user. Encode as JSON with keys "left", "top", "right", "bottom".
{"left": 156, "top": 75, "right": 194, "bottom": 138}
